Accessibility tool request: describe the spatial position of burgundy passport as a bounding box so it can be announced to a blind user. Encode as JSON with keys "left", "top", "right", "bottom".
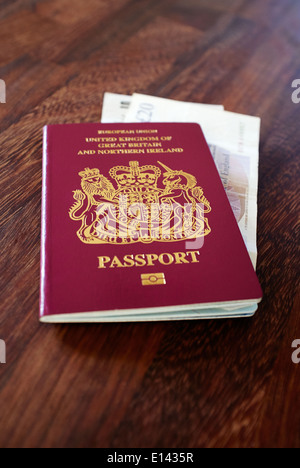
{"left": 40, "top": 123, "right": 262, "bottom": 322}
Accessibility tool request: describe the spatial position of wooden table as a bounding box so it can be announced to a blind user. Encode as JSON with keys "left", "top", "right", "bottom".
{"left": 0, "top": 0, "right": 299, "bottom": 448}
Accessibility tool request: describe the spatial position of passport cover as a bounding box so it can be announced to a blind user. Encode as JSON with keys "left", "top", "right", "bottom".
{"left": 40, "top": 123, "right": 262, "bottom": 322}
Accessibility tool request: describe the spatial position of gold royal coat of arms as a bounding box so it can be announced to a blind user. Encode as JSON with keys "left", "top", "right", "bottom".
{"left": 69, "top": 161, "right": 212, "bottom": 244}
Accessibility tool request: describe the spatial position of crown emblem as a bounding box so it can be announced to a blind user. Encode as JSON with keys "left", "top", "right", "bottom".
{"left": 109, "top": 161, "right": 161, "bottom": 189}
{"left": 79, "top": 168, "right": 101, "bottom": 180}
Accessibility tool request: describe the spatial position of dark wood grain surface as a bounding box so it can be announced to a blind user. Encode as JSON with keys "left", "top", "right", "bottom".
{"left": 0, "top": 0, "right": 299, "bottom": 448}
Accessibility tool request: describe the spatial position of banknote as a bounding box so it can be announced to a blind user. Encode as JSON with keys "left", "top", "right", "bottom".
{"left": 101, "top": 92, "right": 224, "bottom": 123}
{"left": 101, "top": 93, "right": 132, "bottom": 123}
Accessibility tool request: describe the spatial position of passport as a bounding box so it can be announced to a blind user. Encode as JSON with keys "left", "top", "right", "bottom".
{"left": 40, "top": 122, "right": 262, "bottom": 322}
